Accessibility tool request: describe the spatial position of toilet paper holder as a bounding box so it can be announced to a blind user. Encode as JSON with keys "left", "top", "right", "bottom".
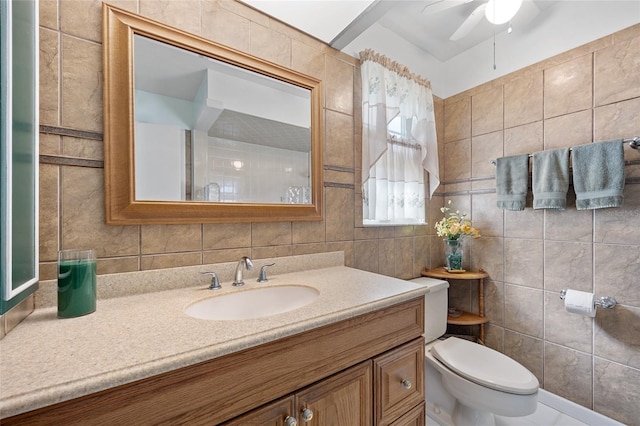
{"left": 560, "top": 289, "right": 617, "bottom": 309}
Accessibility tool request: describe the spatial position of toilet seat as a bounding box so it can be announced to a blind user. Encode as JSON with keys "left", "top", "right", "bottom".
{"left": 431, "top": 337, "right": 539, "bottom": 395}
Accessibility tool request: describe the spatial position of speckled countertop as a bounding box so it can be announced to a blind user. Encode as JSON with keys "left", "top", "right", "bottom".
{"left": 0, "top": 254, "right": 433, "bottom": 419}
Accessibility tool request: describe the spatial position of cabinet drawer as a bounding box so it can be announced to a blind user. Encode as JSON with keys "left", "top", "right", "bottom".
{"left": 374, "top": 338, "right": 425, "bottom": 426}
{"left": 390, "top": 403, "right": 425, "bottom": 426}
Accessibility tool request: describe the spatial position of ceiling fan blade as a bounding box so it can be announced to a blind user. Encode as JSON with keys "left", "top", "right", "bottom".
{"left": 449, "top": 3, "right": 486, "bottom": 41}
{"left": 421, "top": 0, "right": 474, "bottom": 15}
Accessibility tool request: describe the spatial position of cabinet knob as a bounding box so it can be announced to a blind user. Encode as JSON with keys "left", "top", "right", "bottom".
{"left": 401, "top": 378, "right": 412, "bottom": 389}
{"left": 284, "top": 416, "right": 298, "bottom": 426}
{"left": 300, "top": 408, "right": 314, "bottom": 422}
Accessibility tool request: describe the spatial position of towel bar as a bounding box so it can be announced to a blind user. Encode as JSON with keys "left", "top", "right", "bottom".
{"left": 490, "top": 137, "right": 640, "bottom": 165}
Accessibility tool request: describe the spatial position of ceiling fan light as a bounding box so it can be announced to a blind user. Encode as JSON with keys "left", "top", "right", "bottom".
{"left": 485, "top": 0, "right": 522, "bottom": 25}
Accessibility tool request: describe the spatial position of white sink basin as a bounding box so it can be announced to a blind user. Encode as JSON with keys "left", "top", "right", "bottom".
{"left": 184, "top": 285, "right": 320, "bottom": 320}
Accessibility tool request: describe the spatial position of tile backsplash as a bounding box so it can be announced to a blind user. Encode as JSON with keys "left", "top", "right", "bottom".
{"left": 28, "top": 0, "right": 640, "bottom": 424}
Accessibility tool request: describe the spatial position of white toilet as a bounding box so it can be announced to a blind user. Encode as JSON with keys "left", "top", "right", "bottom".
{"left": 410, "top": 277, "right": 539, "bottom": 426}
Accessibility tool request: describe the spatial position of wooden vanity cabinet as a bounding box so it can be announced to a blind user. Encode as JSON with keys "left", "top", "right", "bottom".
{"left": 224, "top": 361, "right": 372, "bottom": 426}
{"left": 3, "top": 298, "right": 425, "bottom": 426}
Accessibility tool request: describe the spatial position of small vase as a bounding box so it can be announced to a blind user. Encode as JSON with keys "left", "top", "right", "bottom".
{"left": 444, "top": 238, "right": 464, "bottom": 271}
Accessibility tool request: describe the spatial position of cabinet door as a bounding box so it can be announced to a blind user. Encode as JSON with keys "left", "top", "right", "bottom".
{"left": 374, "top": 338, "right": 425, "bottom": 426}
{"left": 295, "top": 361, "right": 372, "bottom": 426}
{"left": 223, "top": 396, "right": 296, "bottom": 426}
{"left": 390, "top": 403, "right": 425, "bottom": 426}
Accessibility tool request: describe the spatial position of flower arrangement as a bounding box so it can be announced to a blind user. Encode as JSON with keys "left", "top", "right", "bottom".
{"left": 434, "top": 200, "right": 480, "bottom": 240}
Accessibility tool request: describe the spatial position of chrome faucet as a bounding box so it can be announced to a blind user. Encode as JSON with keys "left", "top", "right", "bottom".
{"left": 233, "top": 256, "right": 253, "bottom": 286}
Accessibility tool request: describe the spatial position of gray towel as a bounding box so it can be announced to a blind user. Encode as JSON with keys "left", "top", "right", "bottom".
{"left": 496, "top": 154, "right": 529, "bottom": 211}
{"left": 533, "top": 148, "right": 570, "bottom": 210}
{"left": 572, "top": 139, "right": 625, "bottom": 210}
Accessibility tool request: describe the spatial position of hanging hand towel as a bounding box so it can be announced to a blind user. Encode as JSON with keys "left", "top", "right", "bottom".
{"left": 572, "top": 139, "right": 625, "bottom": 210}
{"left": 533, "top": 148, "right": 570, "bottom": 210}
{"left": 496, "top": 154, "right": 529, "bottom": 211}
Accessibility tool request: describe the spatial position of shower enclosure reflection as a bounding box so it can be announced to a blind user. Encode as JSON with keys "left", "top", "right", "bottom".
{"left": 134, "top": 35, "right": 312, "bottom": 204}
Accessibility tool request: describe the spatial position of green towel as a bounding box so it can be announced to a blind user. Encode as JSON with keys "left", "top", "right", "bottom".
{"left": 496, "top": 154, "right": 529, "bottom": 211}
{"left": 571, "top": 139, "right": 625, "bottom": 210}
{"left": 533, "top": 148, "right": 570, "bottom": 210}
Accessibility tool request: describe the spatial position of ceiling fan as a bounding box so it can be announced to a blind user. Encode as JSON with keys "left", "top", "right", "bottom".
{"left": 422, "top": 0, "right": 524, "bottom": 41}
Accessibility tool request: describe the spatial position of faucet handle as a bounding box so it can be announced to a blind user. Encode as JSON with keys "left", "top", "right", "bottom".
{"left": 257, "top": 263, "right": 276, "bottom": 282}
{"left": 201, "top": 272, "right": 221, "bottom": 290}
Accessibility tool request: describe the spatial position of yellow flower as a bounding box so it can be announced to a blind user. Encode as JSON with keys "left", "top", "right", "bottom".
{"left": 434, "top": 200, "right": 481, "bottom": 240}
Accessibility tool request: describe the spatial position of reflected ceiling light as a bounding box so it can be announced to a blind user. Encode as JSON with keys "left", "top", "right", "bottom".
{"left": 485, "top": 0, "right": 522, "bottom": 25}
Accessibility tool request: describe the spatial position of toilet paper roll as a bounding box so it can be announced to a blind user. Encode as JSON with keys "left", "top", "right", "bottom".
{"left": 564, "top": 289, "right": 596, "bottom": 317}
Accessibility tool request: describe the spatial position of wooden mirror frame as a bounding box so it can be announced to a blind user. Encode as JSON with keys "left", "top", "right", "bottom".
{"left": 102, "top": 4, "right": 323, "bottom": 225}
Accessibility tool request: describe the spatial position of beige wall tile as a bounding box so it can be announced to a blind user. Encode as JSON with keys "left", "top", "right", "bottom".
{"left": 203, "top": 247, "right": 251, "bottom": 264}
{"left": 543, "top": 343, "right": 593, "bottom": 408}
{"left": 62, "top": 137, "right": 102, "bottom": 160}
{"left": 292, "top": 221, "right": 326, "bottom": 244}
{"left": 544, "top": 292, "right": 592, "bottom": 352}
{"left": 40, "top": 133, "right": 62, "bottom": 156}
{"left": 140, "top": 0, "right": 202, "bottom": 36}
{"left": 543, "top": 109, "right": 593, "bottom": 150}
{"left": 484, "top": 280, "right": 504, "bottom": 327}
{"left": 544, "top": 198, "right": 593, "bottom": 242}
{"left": 503, "top": 330, "right": 543, "bottom": 384}
{"left": 544, "top": 241, "right": 592, "bottom": 293}
{"left": 471, "top": 131, "right": 502, "bottom": 178}
{"left": 594, "top": 97, "right": 640, "bottom": 145}
{"left": 292, "top": 243, "right": 327, "bottom": 256}
{"left": 325, "top": 187, "right": 354, "bottom": 241}
{"left": 472, "top": 87, "right": 503, "bottom": 136}
{"left": 60, "top": 0, "right": 103, "bottom": 43}
{"left": 141, "top": 252, "right": 202, "bottom": 270}
{"left": 594, "top": 304, "right": 640, "bottom": 369}
{"left": 61, "top": 36, "right": 102, "bottom": 132}
{"left": 39, "top": 164, "right": 59, "bottom": 262}
{"left": 141, "top": 224, "right": 203, "bottom": 254}
{"left": 504, "top": 72, "right": 543, "bottom": 128}
{"left": 594, "top": 33, "right": 640, "bottom": 106}
{"left": 326, "top": 241, "right": 354, "bottom": 267}
{"left": 324, "top": 110, "right": 354, "bottom": 169}
{"left": 251, "top": 222, "right": 292, "bottom": 246}
{"left": 378, "top": 238, "right": 395, "bottom": 277}
{"left": 504, "top": 121, "right": 543, "bottom": 157}
{"left": 413, "top": 235, "right": 430, "bottom": 276}
{"left": 97, "top": 257, "right": 140, "bottom": 275}
{"left": 594, "top": 358, "right": 640, "bottom": 425}
{"left": 544, "top": 54, "right": 593, "bottom": 119}
{"left": 594, "top": 184, "right": 640, "bottom": 245}
{"left": 250, "top": 22, "right": 291, "bottom": 67}
{"left": 469, "top": 236, "right": 503, "bottom": 281}
{"left": 202, "top": 1, "right": 251, "bottom": 52}
{"left": 324, "top": 56, "right": 354, "bottom": 115}
{"left": 504, "top": 239, "right": 543, "bottom": 288}
{"left": 291, "top": 39, "right": 325, "bottom": 80}
{"left": 61, "top": 166, "right": 139, "bottom": 257}
{"left": 394, "top": 237, "right": 413, "bottom": 279}
{"left": 444, "top": 139, "right": 471, "bottom": 181}
{"left": 504, "top": 285, "right": 543, "bottom": 338}
{"left": 203, "top": 223, "right": 251, "bottom": 250}
{"left": 471, "top": 193, "right": 502, "bottom": 238}
{"left": 354, "top": 239, "right": 378, "bottom": 273}
{"left": 595, "top": 243, "right": 640, "bottom": 307}
{"left": 252, "top": 245, "right": 293, "bottom": 259}
{"left": 40, "top": 0, "right": 58, "bottom": 30}
{"left": 444, "top": 97, "right": 471, "bottom": 143}
{"left": 39, "top": 28, "right": 59, "bottom": 126}
{"left": 504, "top": 208, "right": 543, "bottom": 239}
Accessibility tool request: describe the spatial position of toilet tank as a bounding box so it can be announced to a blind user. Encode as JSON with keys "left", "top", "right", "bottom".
{"left": 409, "top": 277, "right": 449, "bottom": 342}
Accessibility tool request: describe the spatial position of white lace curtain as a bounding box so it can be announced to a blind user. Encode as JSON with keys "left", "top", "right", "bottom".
{"left": 360, "top": 49, "right": 440, "bottom": 224}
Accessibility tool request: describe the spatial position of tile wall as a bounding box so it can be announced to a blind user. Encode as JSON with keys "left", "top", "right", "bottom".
{"left": 30, "top": 0, "right": 640, "bottom": 423}
{"left": 440, "top": 24, "right": 640, "bottom": 425}
{"left": 37, "top": 0, "right": 433, "bottom": 282}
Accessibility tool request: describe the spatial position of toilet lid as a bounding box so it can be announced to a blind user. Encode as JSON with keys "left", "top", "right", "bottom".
{"left": 431, "top": 337, "right": 539, "bottom": 395}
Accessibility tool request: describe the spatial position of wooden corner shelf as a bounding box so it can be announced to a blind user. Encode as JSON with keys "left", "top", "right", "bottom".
{"left": 422, "top": 267, "right": 490, "bottom": 343}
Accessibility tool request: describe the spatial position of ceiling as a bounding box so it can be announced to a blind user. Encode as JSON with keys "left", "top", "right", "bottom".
{"left": 242, "top": 0, "right": 640, "bottom": 98}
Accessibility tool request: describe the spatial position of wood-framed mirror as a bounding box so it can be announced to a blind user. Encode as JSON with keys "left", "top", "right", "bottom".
{"left": 103, "top": 4, "right": 323, "bottom": 224}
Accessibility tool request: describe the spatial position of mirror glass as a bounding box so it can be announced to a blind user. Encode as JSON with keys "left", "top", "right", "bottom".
{"left": 103, "top": 4, "right": 323, "bottom": 224}
{"left": 134, "top": 35, "right": 312, "bottom": 204}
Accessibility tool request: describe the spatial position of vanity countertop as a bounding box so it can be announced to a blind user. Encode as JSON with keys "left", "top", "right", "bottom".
{"left": 0, "top": 265, "right": 430, "bottom": 419}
